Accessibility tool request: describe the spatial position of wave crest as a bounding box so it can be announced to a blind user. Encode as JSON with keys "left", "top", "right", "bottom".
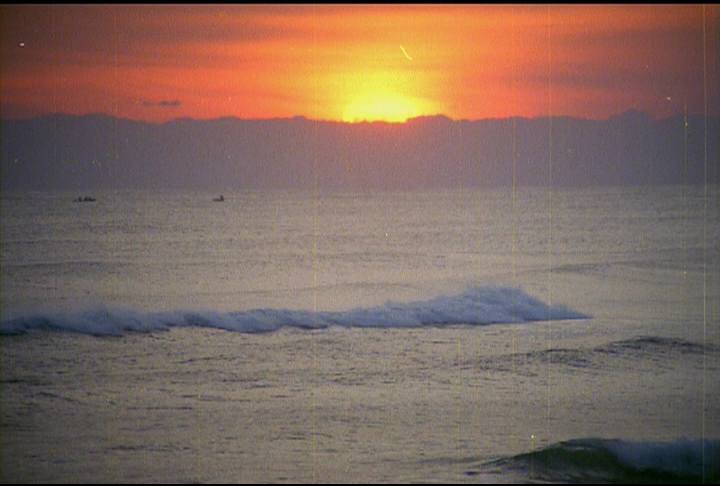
{"left": 0, "top": 286, "right": 589, "bottom": 336}
{"left": 482, "top": 437, "right": 720, "bottom": 484}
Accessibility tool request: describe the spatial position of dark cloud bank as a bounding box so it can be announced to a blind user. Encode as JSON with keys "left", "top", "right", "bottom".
{"left": 1, "top": 111, "right": 717, "bottom": 191}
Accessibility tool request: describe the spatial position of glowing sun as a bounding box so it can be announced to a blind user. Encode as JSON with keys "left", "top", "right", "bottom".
{"left": 342, "top": 92, "right": 425, "bottom": 123}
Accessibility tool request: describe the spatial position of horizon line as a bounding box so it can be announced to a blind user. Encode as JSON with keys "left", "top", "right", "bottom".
{"left": 3, "top": 109, "right": 714, "bottom": 125}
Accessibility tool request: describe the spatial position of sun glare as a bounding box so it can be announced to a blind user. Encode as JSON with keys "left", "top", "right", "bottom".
{"left": 342, "top": 92, "right": 425, "bottom": 123}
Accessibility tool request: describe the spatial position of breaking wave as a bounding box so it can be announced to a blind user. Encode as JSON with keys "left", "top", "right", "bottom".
{"left": 0, "top": 285, "right": 589, "bottom": 336}
{"left": 479, "top": 437, "right": 720, "bottom": 484}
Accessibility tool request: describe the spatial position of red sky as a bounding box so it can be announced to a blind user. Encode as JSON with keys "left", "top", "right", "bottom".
{"left": 1, "top": 4, "right": 718, "bottom": 123}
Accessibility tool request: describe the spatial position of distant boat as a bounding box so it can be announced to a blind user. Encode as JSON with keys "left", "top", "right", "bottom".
{"left": 213, "top": 195, "right": 224, "bottom": 202}
{"left": 75, "top": 196, "right": 96, "bottom": 202}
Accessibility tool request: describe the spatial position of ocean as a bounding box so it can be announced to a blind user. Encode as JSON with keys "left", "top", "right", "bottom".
{"left": 1, "top": 184, "right": 718, "bottom": 483}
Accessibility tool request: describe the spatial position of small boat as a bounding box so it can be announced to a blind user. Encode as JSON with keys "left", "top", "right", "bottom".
{"left": 75, "top": 196, "right": 96, "bottom": 202}
{"left": 213, "top": 195, "right": 225, "bottom": 202}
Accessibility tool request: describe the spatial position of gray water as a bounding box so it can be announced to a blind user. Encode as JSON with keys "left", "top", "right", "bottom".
{"left": 1, "top": 185, "right": 719, "bottom": 483}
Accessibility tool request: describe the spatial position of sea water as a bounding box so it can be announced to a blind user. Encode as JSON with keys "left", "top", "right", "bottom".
{"left": 1, "top": 185, "right": 718, "bottom": 483}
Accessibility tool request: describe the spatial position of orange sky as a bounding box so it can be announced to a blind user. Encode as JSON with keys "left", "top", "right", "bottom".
{"left": 1, "top": 4, "right": 718, "bottom": 123}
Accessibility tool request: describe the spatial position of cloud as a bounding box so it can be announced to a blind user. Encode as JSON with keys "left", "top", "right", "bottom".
{"left": 140, "top": 99, "right": 181, "bottom": 108}
{"left": 158, "top": 100, "right": 181, "bottom": 107}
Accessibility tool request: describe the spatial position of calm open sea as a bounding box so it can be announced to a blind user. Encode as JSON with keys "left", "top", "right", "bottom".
{"left": 1, "top": 185, "right": 719, "bottom": 483}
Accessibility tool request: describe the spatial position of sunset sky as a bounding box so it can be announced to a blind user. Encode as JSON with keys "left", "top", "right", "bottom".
{"left": 1, "top": 4, "right": 718, "bottom": 123}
